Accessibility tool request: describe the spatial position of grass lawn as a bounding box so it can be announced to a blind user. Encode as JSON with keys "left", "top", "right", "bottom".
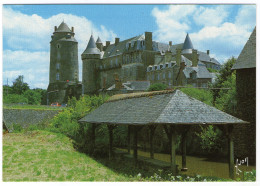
{"left": 2, "top": 131, "right": 137, "bottom": 181}
{"left": 3, "top": 104, "right": 64, "bottom": 111}
{"left": 3, "top": 130, "right": 256, "bottom": 182}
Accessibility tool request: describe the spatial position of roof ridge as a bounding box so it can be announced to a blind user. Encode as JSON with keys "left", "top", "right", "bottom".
{"left": 107, "top": 89, "right": 176, "bottom": 102}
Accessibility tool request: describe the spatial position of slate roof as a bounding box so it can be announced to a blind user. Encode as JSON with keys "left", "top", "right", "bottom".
{"left": 232, "top": 27, "right": 256, "bottom": 70}
{"left": 79, "top": 89, "right": 247, "bottom": 125}
{"left": 82, "top": 35, "right": 101, "bottom": 55}
{"left": 182, "top": 33, "right": 194, "bottom": 50}
{"left": 183, "top": 65, "right": 212, "bottom": 79}
{"left": 197, "top": 51, "right": 220, "bottom": 65}
{"left": 107, "top": 81, "right": 150, "bottom": 91}
{"left": 55, "top": 21, "right": 71, "bottom": 33}
{"left": 96, "top": 36, "right": 102, "bottom": 43}
{"left": 103, "top": 35, "right": 143, "bottom": 58}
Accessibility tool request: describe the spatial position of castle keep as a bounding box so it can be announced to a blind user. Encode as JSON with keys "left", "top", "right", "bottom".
{"left": 48, "top": 22, "right": 221, "bottom": 103}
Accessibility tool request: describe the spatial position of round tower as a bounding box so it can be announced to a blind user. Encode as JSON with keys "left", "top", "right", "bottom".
{"left": 81, "top": 35, "right": 101, "bottom": 94}
{"left": 49, "top": 21, "right": 79, "bottom": 83}
{"left": 47, "top": 21, "right": 79, "bottom": 104}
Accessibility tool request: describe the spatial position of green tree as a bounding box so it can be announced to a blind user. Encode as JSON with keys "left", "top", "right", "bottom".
{"left": 12, "top": 75, "right": 29, "bottom": 95}
{"left": 211, "top": 57, "right": 236, "bottom": 102}
{"left": 23, "top": 89, "right": 42, "bottom": 105}
{"left": 3, "top": 94, "right": 28, "bottom": 104}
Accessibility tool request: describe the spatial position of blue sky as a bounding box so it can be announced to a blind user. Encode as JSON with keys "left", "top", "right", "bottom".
{"left": 2, "top": 4, "right": 256, "bottom": 89}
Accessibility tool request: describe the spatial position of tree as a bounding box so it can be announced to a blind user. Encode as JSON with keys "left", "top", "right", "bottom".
{"left": 12, "top": 75, "right": 29, "bottom": 95}
{"left": 23, "top": 89, "right": 41, "bottom": 105}
{"left": 211, "top": 57, "right": 236, "bottom": 102}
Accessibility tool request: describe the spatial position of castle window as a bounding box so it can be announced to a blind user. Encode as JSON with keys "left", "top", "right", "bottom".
{"left": 168, "top": 72, "right": 171, "bottom": 78}
{"left": 157, "top": 74, "right": 160, "bottom": 80}
{"left": 110, "top": 60, "right": 113, "bottom": 68}
{"left": 116, "top": 58, "right": 118, "bottom": 66}
{"left": 56, "top": 73, "right": 60, "bottom": 80}
{"left": 163, "top": 72, "right": 165, "bottom": 79}
{"left": 152, "top": 74, "right": 154, "bottom": 80}
{"left": 57, "top": 44, "right": 61, "bottom": 49}
{"left": 56, "top": 63, "right": 60, "bottom": 70}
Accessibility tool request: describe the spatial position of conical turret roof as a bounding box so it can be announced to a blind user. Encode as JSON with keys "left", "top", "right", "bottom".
{"left": 82, "top": 35, "right": 101, "bottom": 55}
{"left": 56, "top": 21, "right": 71, "bottom": 33}
{"left": 182, "top": 33, "right": 194, "bottom": 50}
{"left": 96, "top": 36, "right": 102, "bottom": 43}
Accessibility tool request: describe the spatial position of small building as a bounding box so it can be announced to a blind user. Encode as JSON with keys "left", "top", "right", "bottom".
{"left": 232, "top": 27, "right": 256, "bottom": 164}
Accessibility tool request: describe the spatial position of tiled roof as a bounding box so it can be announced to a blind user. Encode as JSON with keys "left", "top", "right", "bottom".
{"left": 232, "top": 27, "right": 256, "bottom": 70}
{"left": 79, "top": 89, "right": 247, "bottom": 125}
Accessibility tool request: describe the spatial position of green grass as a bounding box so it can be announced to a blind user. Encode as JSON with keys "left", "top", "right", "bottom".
{"left": 3, "top": 131, "right": 256, "bottom": 182}
{"left": 3, "top": 104, "right": 64, "bottom": 111}
{"left": 2, "top": 131, "right": 139, "bottom": 181}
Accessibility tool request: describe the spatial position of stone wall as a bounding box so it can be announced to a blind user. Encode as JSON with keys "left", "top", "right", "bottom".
{"left": 3, "top": 109, "right": 60, "bottom": 132}
{"left": 233, "top": 68, "right": 256, "bottom": 165}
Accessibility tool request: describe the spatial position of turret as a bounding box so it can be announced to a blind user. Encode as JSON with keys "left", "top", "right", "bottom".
{"left": 182, "top": 33, "right": 194, "bottom": 54}
{"left": 96, "top": 36, "right": 103, "bottom": 52}
{"left": 81, "top": 35, "right": 101, "bottom": 94}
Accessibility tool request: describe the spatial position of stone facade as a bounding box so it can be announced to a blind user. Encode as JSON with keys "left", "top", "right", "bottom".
{"left": 47, "top": 22, "right": 82, "bottom": 104}
{"left": 82, "top": 32, "right": 219, "bottom": 94}
{"left": 232, "top": 27, "right": 256, "bottom": 165}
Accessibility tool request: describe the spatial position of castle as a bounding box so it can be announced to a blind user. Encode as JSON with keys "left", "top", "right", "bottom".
{"left": 47, "top": 21, "right": 221, "bottom": 104}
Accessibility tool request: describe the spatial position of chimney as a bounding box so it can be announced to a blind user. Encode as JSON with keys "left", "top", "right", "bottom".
{"left": 176, "top": 49, "right": 181, "bottom": 66}
{"left": 54, "top": 26, "right": 57, "bottom": 31}
{"left": 71, "top": 27, "right": 74, "bottom": 33}
{"left": 192, "top": 49, "right": 198, "bottom": 67}
{"left": 145, "top": 32, "right": 153, "bottom": 51}
{"left": 207, "top": 50, "right": 210, "bottom": 55}
{"left": 169, "top": 41, "right": 172, "bottom": 46}
{"left": 106, "top": 41, "right": 110, "bottom": 47}
{"left": 115, "top": 38, "right": 120, "bottom": 45}
{"left": 114, "top": 73, "right": 122, "bottom": 90}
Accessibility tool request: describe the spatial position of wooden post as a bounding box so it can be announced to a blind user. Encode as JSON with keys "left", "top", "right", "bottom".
{"left": 149, "top": 125, "right": 156, "bottom": 159}
{"left": 107, "top": 125, "right": 115, "bottom": 160}
{"left": 91, "top": 124, "right": 96, "bottom": 155}
{"left": 127, "top": 125, "right": 131, "bottom": 153}
{"left": 181, "top": 126, "right": 189, "bottom": 171}
{"left": 163, "top": 125, "right": 172, "bottom": 162}
{"left": 133, "top": 126, "right": 138, "bottom": 164}
{"left": 170, "top": 126, "right": 177, "bottom": 175}
{"left": 228, "top": 125, "right": 234, "bottom": 179}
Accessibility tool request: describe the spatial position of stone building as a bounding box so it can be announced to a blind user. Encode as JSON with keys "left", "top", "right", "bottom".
{"left": 232, "top": 27, "right": 256, "bottom": 164}
{"left": 47, "top": 21, "right": 82, "bottom": 104}
{"left": 47, "top": 21, "right": 221, "bottom": 102}
{"left": 82, "top": 32, "right": 220, "bottom": 94}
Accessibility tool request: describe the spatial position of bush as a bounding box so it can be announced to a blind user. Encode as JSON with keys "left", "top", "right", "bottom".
{"left": 148, "top": 83, "right": 168, "bottom": 91}
{"left": 181, "top": 87, "right": 213, "bottom": 106}
{"left": 195, "top": 125, "right": 225, "bottom": 153}
{"left": 3, "top": 94, "right": 28, "bottom": 104}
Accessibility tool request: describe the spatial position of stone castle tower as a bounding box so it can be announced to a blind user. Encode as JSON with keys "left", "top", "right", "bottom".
{"left": 81, "top": 35, "right": 101, "bottom": 94}
{"left": 47, "top": 21, "right": 81, "bottom": 104}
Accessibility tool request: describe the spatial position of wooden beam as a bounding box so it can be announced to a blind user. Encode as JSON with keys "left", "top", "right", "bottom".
{"left": 228, "top": 125, "right": 234, "bottom": 179}
{"left": 164, "top": 125, "right": 172, "bottom": 163}
{"left": 181, "top": 126, "right": 190, "bottom": 171}
{"left": 127, "top": 125, "right": 131, "bottom": 153}
{"left": 133, "top": 126, "right": 138, "bottom": 164}
{"left": 170, "top": 125, "right": 177, "bottom": 175}
{"left": 107, "top": 125, "right": 115, "bottom": 160}
{"left": 149, "top": 125, "right": 156, "bottom": 159}
{"left": 91, "top": 123, "right": 97, "bottom": 155}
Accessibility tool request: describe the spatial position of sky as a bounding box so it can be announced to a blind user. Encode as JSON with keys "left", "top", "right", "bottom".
{"left": 2, "top": 4, "right": 256, "bottom": 89}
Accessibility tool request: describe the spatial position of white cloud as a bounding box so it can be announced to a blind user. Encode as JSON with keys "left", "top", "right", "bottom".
{"left": 152, "top": 5, "right": 256, "bottom": 63}
{"left": 3, "top": 7, "right": 118, "bottom": 89}
{"left": 193, "top": 6, "right": 228, "bottom": 27}
{"left": 151, "top": 5, "right": 196, "bottom": 43}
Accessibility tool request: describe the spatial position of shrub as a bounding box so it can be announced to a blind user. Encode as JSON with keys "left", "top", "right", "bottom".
{"left": 148, "top": 83, "right": 168, "bottom": 91}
